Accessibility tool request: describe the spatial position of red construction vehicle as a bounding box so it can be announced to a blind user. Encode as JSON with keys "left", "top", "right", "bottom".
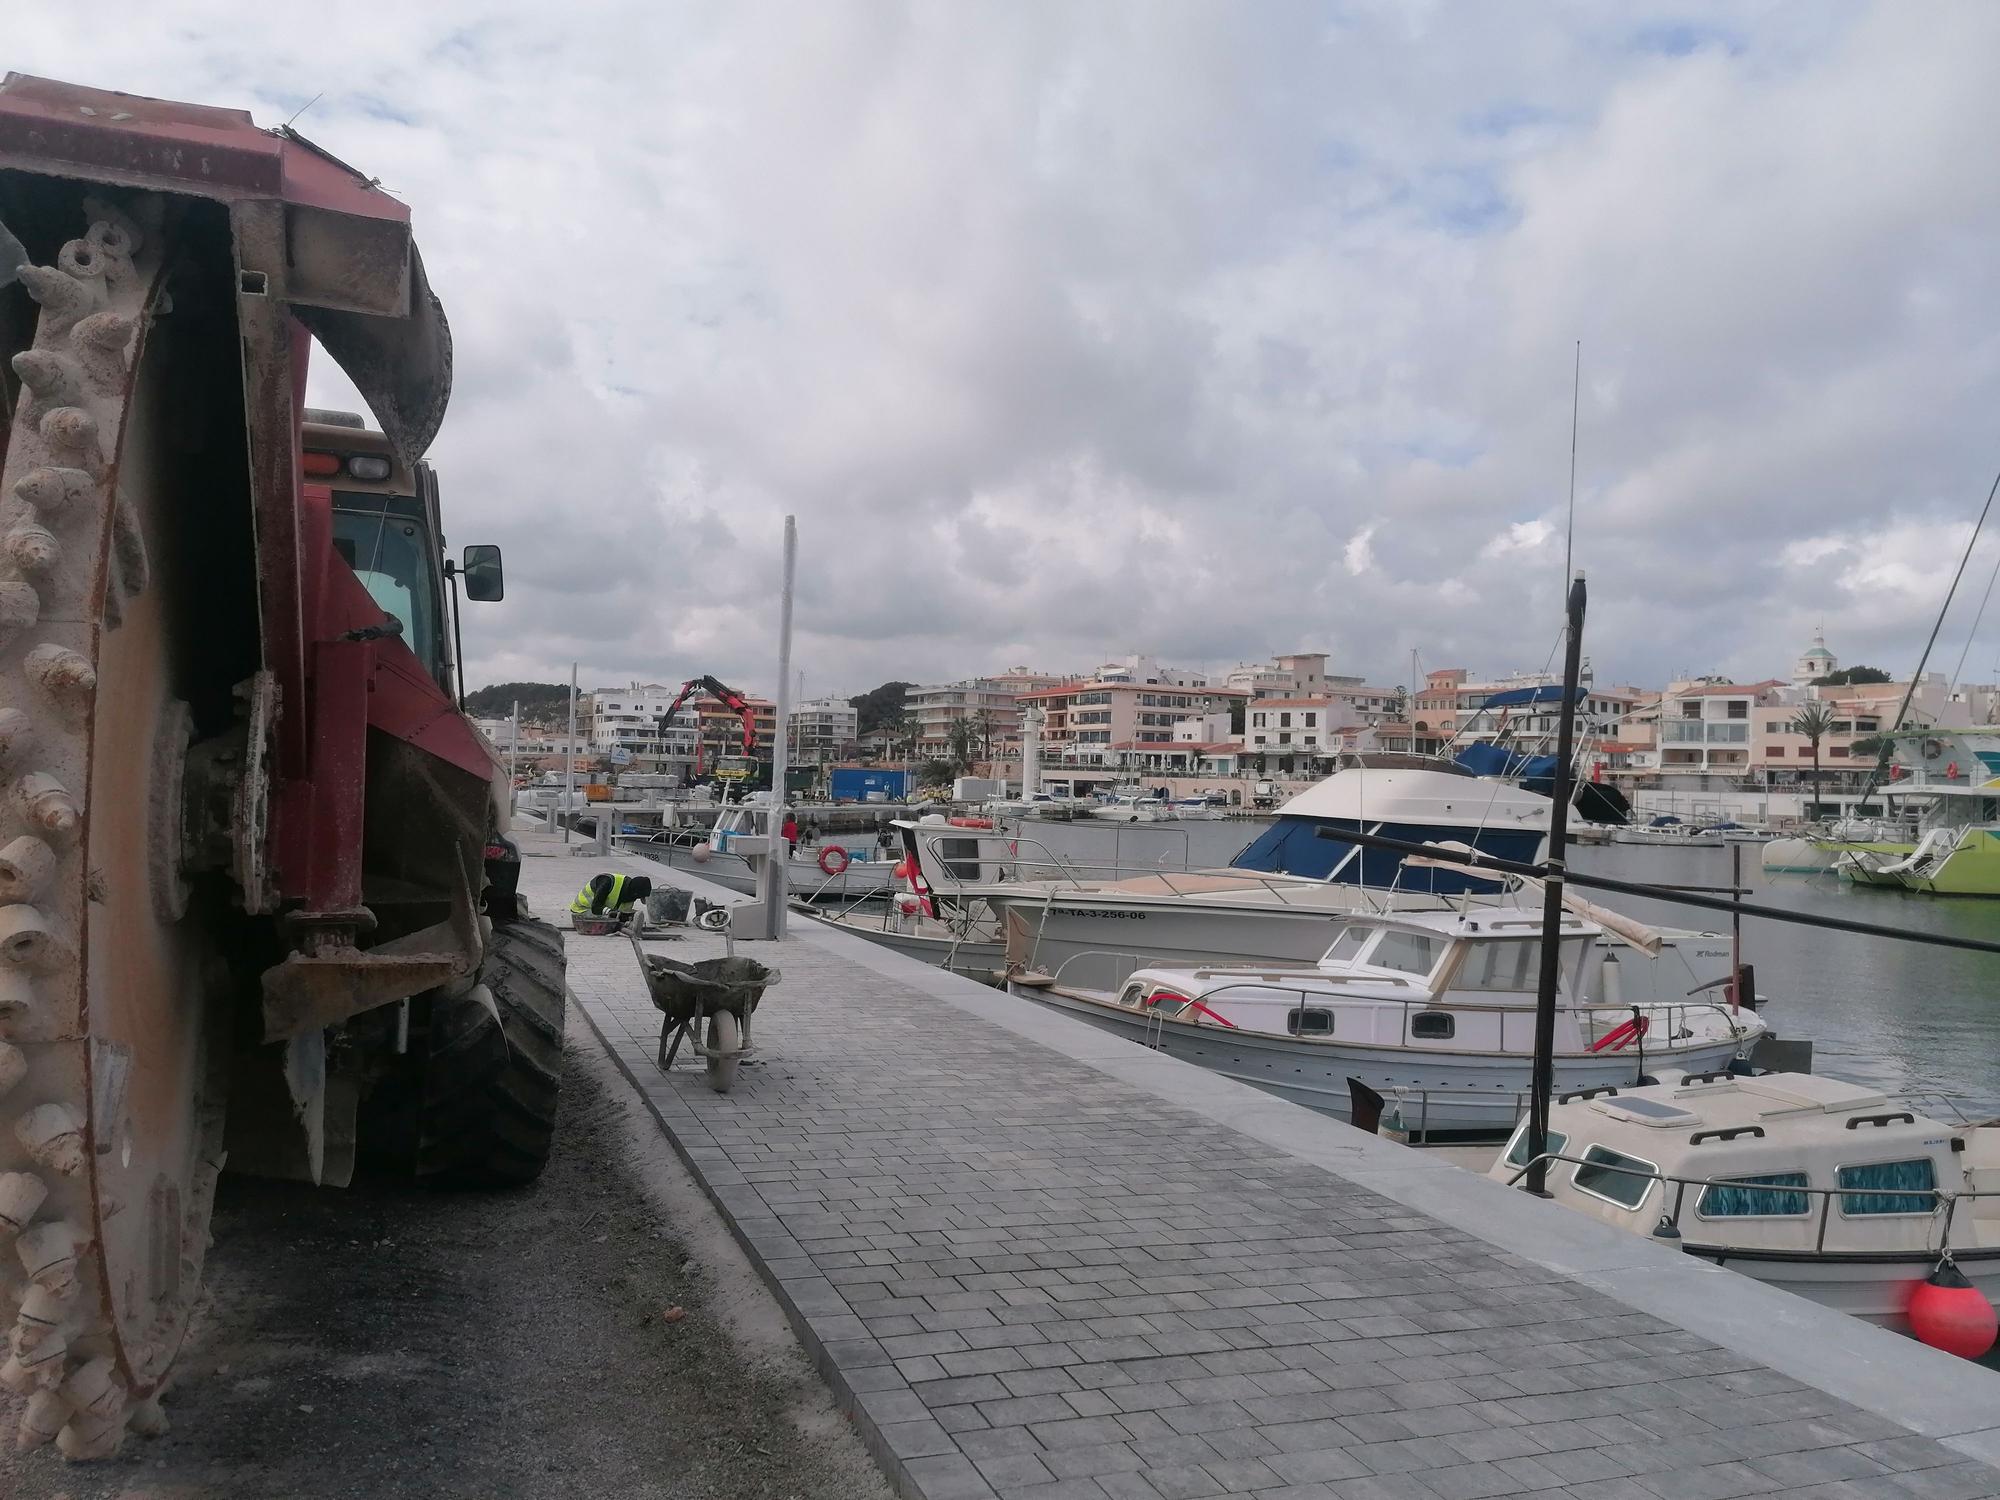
{"left": 0, "top": 75, "right": 564, "bottom": 1457}
{"left": 657, "top": 674, "right": 758, "bottom": 778}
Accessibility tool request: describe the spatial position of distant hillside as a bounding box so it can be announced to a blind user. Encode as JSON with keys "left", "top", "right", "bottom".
{"left": 466, "top": 681, "right": 573, "bottom": 722}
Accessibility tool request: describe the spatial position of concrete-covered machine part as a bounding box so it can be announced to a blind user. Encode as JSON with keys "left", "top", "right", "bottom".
{"left": 0, "top": 74, "right": 563, "bottom": 1459}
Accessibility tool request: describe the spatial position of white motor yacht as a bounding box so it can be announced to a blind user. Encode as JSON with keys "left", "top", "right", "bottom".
{"left": 650, "top": 799, "right": 899, "bottom": 900}
{"left": 1495, "top": 1072, "right": 2000, "bottom": 1328}
{"left": 1091, "top": 793, "right": 1175, "bottom": 823}
{"left": 904, "top": 765, "right": 1730, "bottom": 992}
{"left": 1010, "top": 906, "right": 1766, "bottom": 1136}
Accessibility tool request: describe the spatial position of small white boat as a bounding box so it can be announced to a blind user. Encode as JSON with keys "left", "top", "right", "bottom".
{"left": 1612, "top": 818, "right": 1723, "bottom": 847}
{"left": 1009, "top": 906, "right": 1766, "bottom": 1136}
{"left": 797, "top": 903, "right": 1004, "bottom": 978}
{"left": 651, "top": 800, "right": 899, "bottom": 900}
{"left": 1091, "top": 793, "right": 1176, "bottom": 822}
{"left": 1171, "top": 796, "right": 1228, "bottom": 821}
{"left": 1498, "top": 1072, "right": 2000, "bottom": 1329}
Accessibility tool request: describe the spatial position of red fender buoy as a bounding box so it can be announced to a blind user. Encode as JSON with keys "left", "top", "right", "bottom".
{"left": 1907, "top": 1260, "right": 1998, "bottom": 1359}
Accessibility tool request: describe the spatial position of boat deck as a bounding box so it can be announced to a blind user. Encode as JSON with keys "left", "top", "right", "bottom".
{"left": 518, "top": 830, "right": 2000, "bottom": 1500}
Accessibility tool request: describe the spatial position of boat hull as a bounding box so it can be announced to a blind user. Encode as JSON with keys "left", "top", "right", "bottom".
{"left": 798, "top": 912, "right": 1005, "bottom": 977}
{"left": 1013, "top": 984, "right": 1751, "bottom": 1136}
{"left": 984, "top": 886, "right": 1735, "bottom": 999}
{"left": 652, "top": 844, "right": 899, "bottom": 900}
{"left": 1682, "top": 1244, "right": 2000, "bottom": 1327}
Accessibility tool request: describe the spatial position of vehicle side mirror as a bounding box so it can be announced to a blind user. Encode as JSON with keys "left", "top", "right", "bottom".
{"left": 461, "top": 544, "right": 504, "bottom": 601}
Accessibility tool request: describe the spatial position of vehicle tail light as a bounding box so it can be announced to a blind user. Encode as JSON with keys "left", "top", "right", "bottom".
{"left": 301, "top": 451, "right": 340, "bottom": 477}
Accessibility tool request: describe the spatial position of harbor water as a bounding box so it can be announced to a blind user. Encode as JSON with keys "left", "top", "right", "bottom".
{"left": 1007, "top": 815, "right": 2000, "bottom": 1119}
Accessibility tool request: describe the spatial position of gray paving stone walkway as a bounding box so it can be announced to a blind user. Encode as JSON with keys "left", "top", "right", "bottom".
{"left": 521, "top": 832, "right": 2000, "bottom": 1500}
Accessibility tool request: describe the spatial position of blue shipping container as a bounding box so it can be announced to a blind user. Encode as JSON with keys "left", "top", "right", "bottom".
{"left": 829, "top": 768, "right": 909, "bottom": 802}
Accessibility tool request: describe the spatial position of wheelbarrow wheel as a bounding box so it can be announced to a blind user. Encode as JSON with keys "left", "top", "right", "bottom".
{"left": 706, "top": 1009, "right": 742, "bottom": 1093}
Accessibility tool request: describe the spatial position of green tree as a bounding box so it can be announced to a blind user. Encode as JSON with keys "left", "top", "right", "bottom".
{"left": 1811, "top": 666, "right": 1892, "bottom": 686}
{"left": 1790, "top": 701, "right": 1837, "bottom": 813}
{"left": 946, "top": 719, "right": 978, "bottom": 774}
{"left": 970, "top": 708, "right": 999, "bottom": 762}
{"left": 466, "top": 680, "right": 572, "bottom": 722}
{"left": 917, "top": 757, "right": 955, "bottom": 788}
{"left": 848, "top": 681, "right": 914, "bottom": 736}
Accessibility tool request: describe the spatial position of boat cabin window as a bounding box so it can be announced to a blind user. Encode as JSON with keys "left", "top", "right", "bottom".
{"left": 1369, "top": 929, "right": 1442, "bottom": 977}
{"left": 1836, "top": 1159, "right": 1937, "bottom": 1216}
{"left": 1325, "top": 927, "right": 1371, "bottom": 965}
{"left": 935, "top": 837, "right": 982, "bottom": 881}
{"left": 1504, "top": 1125, "right": 1566, "bottom": 1170}
{"left": 1456, "top": 938, "right": 1539, "bottom": 992}
{"left": 1287, "top": 1008, "right": 1334, "bottom": 1036}
{"left": 1697, "top": 1172, "right": 1810, "bottom": 1219}
{"left": 1138, "top": 989, "right": 1191, "bottom": 1019}
{"left": 1409, "top": 1012, "right": 1454, "bottom": 1040}
{"left": 1573, "top": 1145, "right": 1656, "bottom": 1211}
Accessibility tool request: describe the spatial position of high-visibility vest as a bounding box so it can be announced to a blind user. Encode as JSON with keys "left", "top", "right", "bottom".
{"left": 569, "top": 873, "right": 637, "bottom": 915}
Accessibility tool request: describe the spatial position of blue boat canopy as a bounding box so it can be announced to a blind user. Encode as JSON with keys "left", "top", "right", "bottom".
{"left": 1476, "top": 685, "right": 1582, "bottom": 709}
{"left": 1454, "top": 742, "right": 1560, "bottom": 781}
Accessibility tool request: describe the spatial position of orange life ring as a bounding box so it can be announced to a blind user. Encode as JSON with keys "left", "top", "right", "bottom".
{"left": 818, "top": 846, "right": 850, "bottom": 876}
{"left": 1948, "top": 762, "right": 1961, "bottom": 780}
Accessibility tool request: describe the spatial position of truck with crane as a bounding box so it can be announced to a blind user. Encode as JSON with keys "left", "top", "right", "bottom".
{"left": 0, "top": 74, "right": 565, "bottom": 1459}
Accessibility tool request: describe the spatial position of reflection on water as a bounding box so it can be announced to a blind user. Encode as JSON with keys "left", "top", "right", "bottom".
{"left": 1015, "top": 816, "right": 2000, "bottom": 1118}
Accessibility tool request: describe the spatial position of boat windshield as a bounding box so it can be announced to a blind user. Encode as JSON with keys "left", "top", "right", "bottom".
{"left": 1324, "top": 927, "right": 1371, "bottom": 965}
{"left": 1368, "top": 929, "right": 1442, "bottom": 977}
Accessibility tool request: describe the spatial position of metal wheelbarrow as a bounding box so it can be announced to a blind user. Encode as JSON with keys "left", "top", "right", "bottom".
{"left": 626, "top": 927, "right": 779, "bottom": 1093}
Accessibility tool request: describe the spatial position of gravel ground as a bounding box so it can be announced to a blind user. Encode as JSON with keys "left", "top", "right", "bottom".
{"left": 1, "top": 1017, "right": 894, "bottom": 1500}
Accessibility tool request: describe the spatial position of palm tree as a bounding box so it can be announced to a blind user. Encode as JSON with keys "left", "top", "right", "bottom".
{"left": 946, "top": 719, "right": 978, "bottom": 775}
{"left": 970, "top": 708, "right": 999, "bottom": 765}
{"left": 1790, "top": 701, "right": 1836, "bottom": 816}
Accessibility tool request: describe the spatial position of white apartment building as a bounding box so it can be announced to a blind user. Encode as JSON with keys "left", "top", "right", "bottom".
{"left": 1245, "top": 697, "right": 1357, "bottom": 769}
{"left": 1093, "top": 654, "right": 1211, "bottom": 689}
{"left": 1173, "top": 711, "right": 1237, "bottom": 743}
{"left": 788, "top": 697, "right": 859, "bottom": 764}
{"left": 1224, "top": 651, "right": 1365, "bottom": 701}
{"left": 908, "top": 669, "right": 1066, "bottom": 757}
{"left": 589, "top": 683, "right": 698, "bottom": 771}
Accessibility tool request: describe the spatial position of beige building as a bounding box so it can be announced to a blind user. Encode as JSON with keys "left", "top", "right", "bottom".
{"left": 907, "top": 667, "right": 1066, "bottom": 758}
{"left": 1018, "top": 678, "right": 1248, "bottom": 767}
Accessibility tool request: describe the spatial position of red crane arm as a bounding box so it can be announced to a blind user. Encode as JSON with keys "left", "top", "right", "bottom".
{"left": 655, "top": 675, "right": 758, "bottom": 762}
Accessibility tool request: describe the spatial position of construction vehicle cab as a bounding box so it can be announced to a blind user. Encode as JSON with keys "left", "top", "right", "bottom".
{"left": 305, "top": 410, "right": 504, "bottom": 702}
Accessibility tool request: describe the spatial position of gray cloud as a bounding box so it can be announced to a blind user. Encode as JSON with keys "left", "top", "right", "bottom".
{"left": 16, "top": 1, "right": 2000, "bottom": 696}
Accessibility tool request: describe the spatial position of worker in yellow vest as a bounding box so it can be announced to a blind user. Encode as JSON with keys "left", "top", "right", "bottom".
{"left": 568, "top": 872, "right": 653, "bottom": 921}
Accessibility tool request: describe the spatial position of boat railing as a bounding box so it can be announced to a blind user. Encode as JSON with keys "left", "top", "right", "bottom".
{"left": 915, "top": 827, "right": 1197, "bottom": 890}
{"left": 1037, "top": 962, "right": 1759, "bottom": 1057}
{"left": 1504, "top": 1149, "right": 2000, "bottom": 1258}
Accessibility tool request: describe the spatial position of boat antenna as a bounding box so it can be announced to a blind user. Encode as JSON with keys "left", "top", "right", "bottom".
{"left": 1859, "top": 461, "right": 2000, "bottom": 805}
{"left": 1526, "top": 571, "right": 1586, "bottom": 1199}
{"left": 1562, "top": 341, "right": 1581, "bottom": 602}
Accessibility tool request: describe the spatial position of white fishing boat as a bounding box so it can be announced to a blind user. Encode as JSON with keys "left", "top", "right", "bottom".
{"left": 796, "top": 900, "right": 1005, "bottom": 978}
{"left": 904, "top": 766, "right": 1733, "bottom": 993}
{"left": 1171, "top": 796, "right": 1228, "bottom": 821}
{"left": 1009, "top": 906, "right": 1766, "bottom": 1136}
{"left": 1495, "top": 1073, "right": 2000, "bottom": 1329}
{"left": 1611, "top": 816, "right": 1723, "bottom": 847}
{"left": 650, "top": 800, "right": 900, "bottom": 900}
{"left": 1090, "top": 793, "right": 1175, "bottom": 822}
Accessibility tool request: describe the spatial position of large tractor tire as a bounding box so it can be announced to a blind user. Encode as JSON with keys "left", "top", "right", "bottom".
{"left": 0, "top": 199, "right": 232, "bottom": 1457}
{"left": 415, "top": 918, "right": 566, "bottom": 1187}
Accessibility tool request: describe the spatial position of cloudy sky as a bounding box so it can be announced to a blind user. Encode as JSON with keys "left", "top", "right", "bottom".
{"left": 15, "top": 2, "right": 2000, "bottom": 700}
